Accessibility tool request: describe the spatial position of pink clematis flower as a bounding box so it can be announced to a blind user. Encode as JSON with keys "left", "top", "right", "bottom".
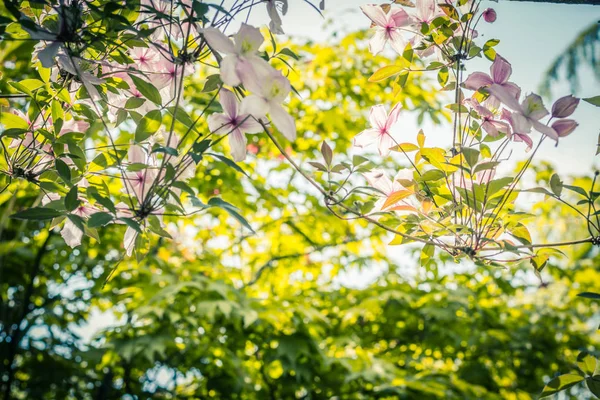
{"left": 124, "top": 145, "right": 158, "bottom": 202}
{"left": 464, "top": 55, "right": 521, "bottom": 109}
{"left": 207, "top": 90, "right": 263, "bottom": 162}
{"left": 464, "top": 98, "right": 510, "bottom": 137}
{"left": 354, "top": 103, "right": 402, "bottom": 156}
{"left": 61, "top": 204, "right": 97, "bottom": 248}
{"left": 361, "top": 4, "right": 411, "bottom": 55}
{"left": 202, "top": 24, "right": 270, "bottom": 87}
{"left": 490, "top": 92, "right": 558, "bottom": 140}
{"left": 412, "top": 0, "right": 443, "bottom": 25}
{"left": 240, "top": 68, "right": 297, "bottom": 142}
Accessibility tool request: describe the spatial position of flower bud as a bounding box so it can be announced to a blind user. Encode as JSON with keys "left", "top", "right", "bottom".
{"left": 483, "top": 8, "right": 497, "bottom": 23}
{"left": 551, "top": 119, "right": 578, "bottom": 137}
{"left": 551, "top": 95, "right": 579, "bottom": 118}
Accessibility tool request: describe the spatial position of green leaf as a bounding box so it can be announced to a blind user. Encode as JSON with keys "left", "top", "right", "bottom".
{"left": 577, "top": 352, "right": 597, "bottom": 376}
{"left": 119, "top": 217, "right": 142, "bottom": 233}
{"left": 11, "top": 207, "right": 64, "bottom": 220}
{"left": 129, "top": 74, "right": 162, "bottom": 105}
{"left": 55, "top": 158, "right": 71, "bottom": 183}
{"left": 0, "top": 112, "right": 29, "bottom": 130}
{"left": 586, "top": 377, "right": 600, "bottom": 398}
{"left": 550, "top": 173, "right": 563, "bottom": 197}
{"left": 88, "top": 212, "right": 114, "bottom": 228}
{"left": 462, "top": 148, "right": 479, "bottom": 169}
{"left": 91, "top": 192, "right": 116, "bottom": 214}
{"left": 577, "top": 292, "right": 600, "bottom": 300}
{"left": 563, "top": 184, "right": 589, "bottom": 198}
{"left": 321, "top": 141, "right": 333, "bottom": 167}
{"left": 135, "top": 110, "right": 162, "bottom": 142}
{"left": 208, "top": 197, "right": 255, "bottom": 233}
{"left": 278, "top": 47, "right": 300, "bottom": 60}
{"left": 583, "top": 96, "right": 600, "bottom": 107}
{"left": 64, "top": 186, "right": 79, "bottom": 211}
{"left": 541, "top": 374, "right": 585, "bottom": 397}
{"left": 369, "top": 65, "right": 404, "bottom": 82}
{"left": 437, "top": 67, "right": 449, "bottom": 87}
{"left": 208, "top": 153, "right": 249, "bottom": 177}
{"left": 202, "top": 74, "right": 221, "bottom": 92}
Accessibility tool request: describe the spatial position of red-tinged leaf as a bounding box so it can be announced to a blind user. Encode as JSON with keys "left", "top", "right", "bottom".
{"left": 382, "top": 190, "right": 413, "bottom": 210}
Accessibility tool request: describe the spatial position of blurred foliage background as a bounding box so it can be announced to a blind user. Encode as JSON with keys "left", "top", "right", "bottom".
{"left": 0, "top": 27, "right": 599, "bottom": 400}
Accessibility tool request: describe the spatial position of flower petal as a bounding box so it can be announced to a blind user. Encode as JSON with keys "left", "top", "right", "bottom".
{"left": 229, "top": 129, "right": 248, "bottom": 162}
{"left": 269, "top": 103, "right": 296, "bottom": 141}
{"left": 387, "top": 29, "right": 407, "bottom": 55}
{"left": 240, "top": 95, "right": 269, "bottom": 119}
{"left": 360, "top": 4, "right": 388, "bottom": 27}
{"left": 487, "top": 83, "right": 522, "bottom": 111}
{"left": 38, "top": 42, "right": 62, "bottom": 68}
{"left": 353, "top": 128, "right": 380, "bottom": 148}
{"left": 531, "top": 119, "right": 558, "bottom": 140}
{"left": 124, "top": 226, "right": 137, "bottom": 257}
{"left": 202, "top": 27, "right": 236, "bottom": 54}
{"left": 378, "top": 132, "right": 395, "bottom": 156}
{"left": 220, "top": 56, "right": 241, "bottom": 87}
{"left": 61, "top": 218, "right": 83, "bottom": 248}
{"left": 490, "top": 54, "right": 512, "bottom": 84}
{"left": 368, "top": 29, "right": 387, "bottom": 56}
{"left": 207, "top": 113, "right": 231, "bottom": 134}
{"left": 219, "top": 89, "right": 239, "bottom": 119}
{"left": 369, "top": 105, "right": 388, "bottom": 130}
{"left": 390, "top": 8, "right": 411, "bottom": 27}
{"left": 385, "top": 102, "right": 403, "bottom": 131}
{"left": 234, "top": 24, "right": 264, "bottom": 54}
{"left": 463, "top": 72, "right": 493, "bottom": 90}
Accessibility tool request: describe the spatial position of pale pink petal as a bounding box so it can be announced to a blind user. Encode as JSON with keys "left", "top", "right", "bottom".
{"left": 513, "top": 133, "right": 533, "bottom": 150}
{"left": 360, "top": 4, "right": 388, "bottom": 27}
{"left": 521, "top": 94, "right": 548, "bottom": 121}
{"left": 353, "top": 128, "right": 380, "bottom": 148}
{"left": 385, "top": 103, "right": 403, "bottom": 131}
{"left": 234, "top": 24, "right": 264, "bottom": 54}
{"left": 509, "top": 112, "right": 532, "bottom": 134}
{"left": 219, "top": 89, "right": 239, "bottom": 119}
{"left": 490, "top": 55, "right": 512, "bottom": 84}
{"left": 483, "top": 120, "right": 510, "bottom": 137}
{"left": 239, "top": 115, "right": 263, "bottom": 134}
{"left": 220, "top": 56, "right": 241, "bottom": 87}
{"left": 417, "top": 0, "right": 436, "bottom": 22}
{"left": 487, "top": 83, "right": 522, "bottom": 111}
{"left": 369, "top": 105, "right": 388, "bottom": 130}
{"left": 363, "top": 169, "right": 394, "bottom": 194}
{"left": 124, "top": 226, "right": 137, "bottom": 257}
{"left": 128, "top": 145, "right": 146, "bottom": 164}
{"left": 387, "top": 29, "right": 407, "bottom": 55}
{"left": 207, "top": 113, "right": 231, "bottom": 134}
{"left": 531, "top": 119, "right": 558, "bottom": 140}
{"left": 228, "top": 129, "right": 248, "bottom": 162}
{"left": 240, "top": 95, "right": 269, "bottom": 119}
{"left": 463, "top": 72, "right": 493, "bottom": 90}
{"left": 378, "top": 132, "right": 395, "bottom": 156}
{"left": 203, "top": 27, "right": 235, "bottom": 54}
{"left": 38, "top": 42, "right": 62, "bottom": 68}
{"left": 269, "top": 103, "right": 296, "bottom": 141}
{"left": 390, "top": 8, "right": 411, "bottom": 27}
{"left": 368, "top": 29, "right": 387, "bottom": 56}
{"left": 61, "top": 219, "right": 83, "bottom": 248}
{"left": 500, "top": 82, "right": 521, "bottom": 102}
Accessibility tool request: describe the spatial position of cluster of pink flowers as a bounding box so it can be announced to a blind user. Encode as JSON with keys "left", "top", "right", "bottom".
{"left": 465, "top": 55, "right": 579, "bottom": 149}
{"left": 203, "top": 23, "right": 296, "bottom": 161}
